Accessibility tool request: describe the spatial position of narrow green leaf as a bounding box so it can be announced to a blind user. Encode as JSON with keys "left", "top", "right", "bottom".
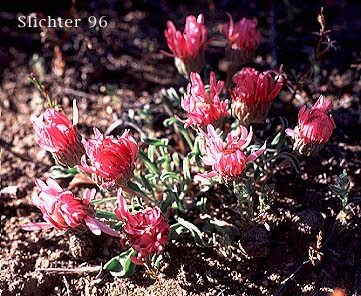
{"left": 163, "top": 117, "right": 179, "bottom": 127}
{"left": 96, "top": 209, "right": 118, "bottom": 220}
{"left": 143, "top": 138, "right": 168, "bottom": 147}
{"left": 140, "top": 174, "right": 155, "bottom": 197}
{"left": 183, "top": 155, "right": 191, "bottom": 182}
{"left": 138, "top": 150, "right": 161, "bottom": 175}
{"left": 127, "top": 181, "right": 148, "bottom": 199}
{"left": 271, "top": 132, "right": 282, "bottom": 146}
{"left": 49, "top": 166, "right": 79, "bottom": 179}
{"left": 160, "top": 172, "right": 181, "bottom": 182}
{"left": 91, "top": 197, "right": 117, "bottom": 205}
{"left": 152, "top": 253, "right": 163, "bottom": 269}
{"left": 174, "top": 218, "right": 211, "bottom": 247}
{"left": 147, "top": 145, "right": 156, "bottom": 162}
{"left": 104, "top": 248, "right": 137, "bottom": 277}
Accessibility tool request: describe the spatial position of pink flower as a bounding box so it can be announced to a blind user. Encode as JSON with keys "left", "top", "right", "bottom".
{"left": 179, "top": 71, "right": 230, "bottom": 128}
{"left": 199, "top": 124, "right": 266, "bottom": 182}
{"left": 79, "top": 128, "right": 138, "bottom": 190}
{"left": 165, "top": 14, "right": 207, "bottom": 60}
{"left": 286, "top": 96, "right": 336, "bottom": 155}
{"left": 31, "top": 109, "right": 85, "bottom": 167}
{"left": 230, "top": 67, "right": 283, "bottom": 125}
{"left": 164, "top": 14, "right": 208, "bottom": 77}
{"left": 21, "top": 178, "right": 118, "bottom": 236}
{"left": 115, "top": 189, "right": 170, "bottom": 265}
{"left": 222, "top": 14, "right": 261, "bottom": 52}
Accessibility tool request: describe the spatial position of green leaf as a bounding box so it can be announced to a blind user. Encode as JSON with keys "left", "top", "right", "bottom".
{"left": 271, "top": 132, "right": 282, "bottom": 146}
{"left": 143, "top": 138, "right": 168, "bottom": 147}
{"left": 138, "top": 150, "right": 161, "bottom": 176}
{"left": 104, "top": 248, "right": 137, "bottom": 277}
{"left": 166, "top": 87, "right": 181, "bottom": 103}
{"left": 140, "top": 175, "right": 155, "bottom": 197}
{"left": 160, "top": 192, "right": 173, "bottom": 213}
{"left": 172, "top": 152, "right": 180, "bottom": 169}
{"left": 183, "top": 155, "right": 191, "bottom": 182}
{"left": 163, "top": 117, "right": 179, "bottom": 127}
{"left": 172, "top": 218, "right": 211, "bottom": 247}
{"left": 152, "top": 253, "right": 163, "bottom": 269}
{"left": 91, "top": 197, "right": 117, "bottom": 205}
{"left": 147, "top": 145, "right": 156, "bottom": 162}
{"left": 96, "top": 209, "right": 118, "bottom": 220}
{"left": 196, "top": 197, "right": 207, "bottom": 213}
{"left": 127, "top": 180, "right": 148, "bottom": 199}
{"left": 160, "top": 172, "right": 181, "bottom": 182}
{"left": 49, "top": 166, "right": 78, "bottom": 179}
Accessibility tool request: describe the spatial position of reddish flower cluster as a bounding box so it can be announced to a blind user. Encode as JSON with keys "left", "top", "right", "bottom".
{"left": 199, "top": 125, "right": 266, "bottom": 182}
{"left": 222, "top": 14, "right": 261, "bottom": 52}
{"left": 164, "top": 14, "right": 208, "bottom": 77}
{"left": 286, "top": 96, "right": 336, "bottom": 155}
{"left": 79, "top": 128, "right": 138, "bottom": 190}
{"left": 21, "top": 178, "right": 118, "bottom": 236}
{"left": 115, "top": 189, "right": 170, "bottom": 265}
{"left": 230, "top": 67, "right": 283, "bottom": 125}
{"left": 31, "top": 109, "right": 84, "bottom": 167}
{"left": 179, "top": 71, "right": 230, "bottom": 128}
{"left": 222, "top": 14, "right": 261, "bottom": 68}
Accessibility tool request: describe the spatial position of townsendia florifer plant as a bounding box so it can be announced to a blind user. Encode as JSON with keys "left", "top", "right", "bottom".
{"left": 22, "top": 8, "right": 337, "bottom": 279}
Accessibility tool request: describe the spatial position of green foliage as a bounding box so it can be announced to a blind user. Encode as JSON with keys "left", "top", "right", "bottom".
{"left": 104, "top": 248, "right": 136, "bottom": 278}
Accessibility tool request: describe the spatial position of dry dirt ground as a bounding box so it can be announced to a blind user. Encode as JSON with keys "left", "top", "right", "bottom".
{"left": 1, "top": 1, "right": 361, "bottom": 295}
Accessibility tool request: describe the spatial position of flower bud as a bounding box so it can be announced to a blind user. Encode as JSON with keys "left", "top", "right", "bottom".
{"left": 286, "top": 96, "right": 336, "bottom": 156}
{"left": 79, "top": 128, "right": 138, "bottom": 190}
{"left": 31, "top": 109, "right": 85, "bottom": 167}
{"left": 179, "top": 71, "right": 230, "bottom": 128}
{"left": 230, "top": 67, "right": 283, "bottom": 125}
{"left": 21, "top": 178, "right": 118, "bottom": 236}
{"left": 198, "top": 124, "right": 266, "bottom": 183}
{"left": 222, "top": 14, "right": 261, "bottom": 68}
{"left": 115, "top": 189, "right": 170, "bottom": 265}
{"left": 164, "top": 14, "right": 207, "bottom": 78}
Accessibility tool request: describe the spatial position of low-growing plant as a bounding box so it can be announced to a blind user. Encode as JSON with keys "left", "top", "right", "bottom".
{"left": 22, "top": 8, "right": 338, "bottom": 280}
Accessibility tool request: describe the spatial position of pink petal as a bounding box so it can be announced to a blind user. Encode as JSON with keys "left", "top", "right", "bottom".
{"left": 21, "top": 222, "right": 53, "bottom": 231}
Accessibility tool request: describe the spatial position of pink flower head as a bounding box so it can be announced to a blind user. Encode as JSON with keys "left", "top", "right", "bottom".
{"left": 31, "top": 108, "right": 85, "bottom": 167}
{"left": 79, "top": 128, "right": 138, "bottom": 190}
{"left": 21, "top": 178, "right": 118, "bottom": 236}
{"left": 179, "top": 71, "right": 230, "bottom": 128}
{"left": 222, "top": 13, "right": 261, "bottom": 52}
{"left": 115, "top": 189, "right": 170, "bottom": 265}
{"left": 165, "top": 14, "right": 207, "bottom": 60}
{"left": 199, "top": 124, "right": 266, "bottom": 182}
{"left": 164, "top": 14, "right": 208, "bottom": 77}
{"left": 230, "top": 67, "right": 283, "bottom": 125}
{"left": 286, "top": 96, "right": 336, "bottom": 155}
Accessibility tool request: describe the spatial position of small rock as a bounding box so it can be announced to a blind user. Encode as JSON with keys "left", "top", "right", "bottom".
{"left": 238, "top": 226, "right": 270, "bottom": 259}
{"left": 292, "top": 209, "right": 324, "bottom": 238}
{"left": 68, "top": 232, "right": 94, "bottom": 260}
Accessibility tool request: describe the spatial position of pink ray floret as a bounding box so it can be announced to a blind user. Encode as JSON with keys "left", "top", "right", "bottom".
{"left": 180, "top": 71, "right": 230, "bottom": 128}
{"left": 79, "top": 128, "right": 138, "bottom": 190}
{"left": 199, "top": 124, "right": 266, "bottom": 182}
{"left": 165, "top": 14, "right": 207, "bottom": 60}
{"left": 31, "top": 108, "right": 85, "bottom": 166}
{"left": 21, "top": 178, "right": 118, "bottom": 237}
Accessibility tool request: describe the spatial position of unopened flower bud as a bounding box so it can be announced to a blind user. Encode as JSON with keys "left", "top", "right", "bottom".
{"left": 286, "top": 96, "right": 336, "bottom": 156}
{"left": 31, "top": 109, "right": 85, "bottom": 167}
{"left": 79, "top": 128, "right": 138, "bottom": 190}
